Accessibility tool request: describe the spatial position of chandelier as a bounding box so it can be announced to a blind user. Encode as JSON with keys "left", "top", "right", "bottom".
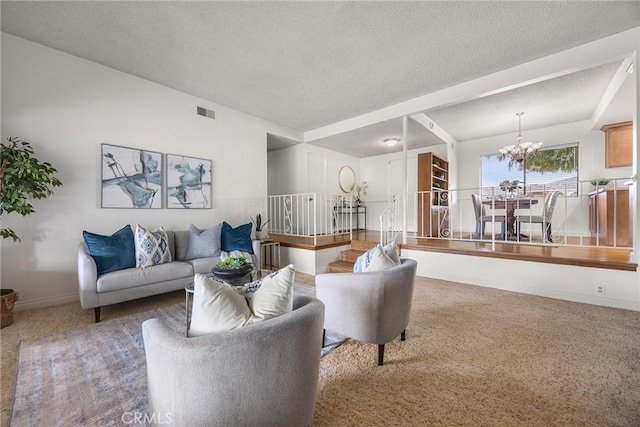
{"left": 498, "top": 112, "right": 542, "bottom": 194}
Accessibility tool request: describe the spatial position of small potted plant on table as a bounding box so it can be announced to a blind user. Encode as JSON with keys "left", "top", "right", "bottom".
{"left": 212, "top": 256, "right": 253, "bottom": 286}
{"left": 251, "top": 214, "right": 270, "bottom": 240}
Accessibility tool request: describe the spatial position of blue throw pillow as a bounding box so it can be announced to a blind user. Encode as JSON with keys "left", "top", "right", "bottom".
{"left": 221, "top": 221, "right": 254, "bottom": 254}
{"left": 83, "top": 225, "right": 136, "bottom": 276}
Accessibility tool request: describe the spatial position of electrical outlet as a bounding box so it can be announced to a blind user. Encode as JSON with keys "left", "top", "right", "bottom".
{"left": 14, "top": 289, "right": 21, "bottom": 301}
{"left": 596, "top": 284, "right": 606, "bottom": 295}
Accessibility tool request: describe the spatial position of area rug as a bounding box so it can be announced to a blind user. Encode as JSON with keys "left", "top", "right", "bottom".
{"left": 10, "top": 283, "right": 345, "bottom": 427}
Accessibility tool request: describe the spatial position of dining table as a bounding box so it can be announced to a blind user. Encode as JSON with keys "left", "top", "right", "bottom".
{"left": 482, "top": 196, "right": 539, "bottom": 241}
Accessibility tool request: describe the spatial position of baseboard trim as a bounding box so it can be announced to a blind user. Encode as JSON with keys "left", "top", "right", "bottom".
{"left": 15, "top": 292, "right": 79, "bottom": 311}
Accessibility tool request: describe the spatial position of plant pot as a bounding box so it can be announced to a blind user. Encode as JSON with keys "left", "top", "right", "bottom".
{"left": 1, "top": 289, "right": 16, "bottom": 328}
{"left": 211, "top": 264, "right": 254, "bottom": 286}
{"left": 255, "top": 230, "right": 268, "bottom": 240}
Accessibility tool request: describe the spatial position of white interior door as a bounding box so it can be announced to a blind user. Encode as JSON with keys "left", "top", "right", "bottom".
{"left": 307, "top": 153, "right": 327, "bottom": 235}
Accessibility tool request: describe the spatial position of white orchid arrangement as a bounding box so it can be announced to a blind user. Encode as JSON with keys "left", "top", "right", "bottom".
{"left": 352, "top": 181, "right": 368, "bottom": 201}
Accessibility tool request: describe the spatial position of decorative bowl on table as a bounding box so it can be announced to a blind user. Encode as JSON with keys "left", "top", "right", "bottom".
{"left": 211, "top": 257, "right": 253, "bottom": 285}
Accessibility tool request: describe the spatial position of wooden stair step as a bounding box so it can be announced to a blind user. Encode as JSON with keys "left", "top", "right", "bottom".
{"left": 328, "top": 260, "right": 355, "bottom": 273}
{"left": 350, "top": 239, "right": 378, "bottom": 252}
{"left": 340, "top": 249, "right": 364, "bottom": 263}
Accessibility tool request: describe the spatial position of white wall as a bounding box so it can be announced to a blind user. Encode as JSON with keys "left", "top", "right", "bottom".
{"left": 268, "top": 143, "right": 361, "bottom": 196}
{"left": 404, "top": 249, "right": 639, "bottom": 311}
{"left": 360, "top": 144, "right": 448, "bottom": 231}
{"left": 0, "top": 33, "right": 300, "bottom": 309}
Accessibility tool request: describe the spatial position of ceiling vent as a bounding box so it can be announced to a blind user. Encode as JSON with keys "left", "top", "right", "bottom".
{"left": 197, "top": 106, "right": 215, "bottom": 120}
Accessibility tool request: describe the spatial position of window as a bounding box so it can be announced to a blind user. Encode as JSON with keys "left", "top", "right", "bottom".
{"left": 481, "top": 143, "right": 579, "bottom": 196}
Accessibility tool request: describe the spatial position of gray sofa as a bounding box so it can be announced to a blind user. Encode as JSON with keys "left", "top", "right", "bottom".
{"left": 142, "top": 295, "right": 324, "bottom": 427}
{"left": 78, "top": 230, "right": 261, "bottom": 322}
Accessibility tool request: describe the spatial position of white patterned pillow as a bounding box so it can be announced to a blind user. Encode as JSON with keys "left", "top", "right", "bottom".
{"left": 354, "top": 242, "right": 400, "bottom": 273}
{"left": 246, "top": 264, "right": 295, "bottom": 322}
{"left": 353, "top": 245, "right": 378, "bottom": 273}
{"left": 362, "top": 245, "right": 399, "bottom": 272}
{"left": 383, "top": 241, "right": 401, "bottom": 265}
{"left": 134, "top": 225, "right": 172, "bottom": 268}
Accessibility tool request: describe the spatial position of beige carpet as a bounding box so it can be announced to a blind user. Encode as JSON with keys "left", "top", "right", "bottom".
{"left": 2, "top": 273, "right": 639, "bottom": 426}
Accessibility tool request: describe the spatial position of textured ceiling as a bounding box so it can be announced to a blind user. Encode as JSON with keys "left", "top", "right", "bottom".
{"left": 1, "top": 0, "right": 639, "bottom": 136}
{"left": 426, "top": 61, "right": 624, "bottom": 142}
{"left": 1, "top": 2, "right": 639, "bottom": 158}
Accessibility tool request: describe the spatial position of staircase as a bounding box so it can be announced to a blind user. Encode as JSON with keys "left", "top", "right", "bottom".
{"left": 328, "top": 238, "right": 379, "bottom": 273}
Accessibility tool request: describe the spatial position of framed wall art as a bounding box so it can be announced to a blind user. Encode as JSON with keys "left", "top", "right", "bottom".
{"left": 101, "top": 144, "right": 162, "bottom": 209}
{"left": 165, "top": 153, "right": 212, "bottom": 209}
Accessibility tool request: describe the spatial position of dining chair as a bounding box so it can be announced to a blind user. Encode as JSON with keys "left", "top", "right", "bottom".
{"left": 516, "top": 191, "right": 560, "bottom": 242}
{"left": 471, "top": 194, "right": 506, "bottom": 240}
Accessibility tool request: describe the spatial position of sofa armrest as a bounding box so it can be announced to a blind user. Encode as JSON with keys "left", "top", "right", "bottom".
{"left": 77, "top": 242, "right": 99, "bottom": 309}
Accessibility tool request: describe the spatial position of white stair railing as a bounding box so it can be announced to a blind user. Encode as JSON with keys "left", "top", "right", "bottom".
{"left": 268, "top": 193, "right": 355, "bottom": 240}
{"left": 379, "top": 194, "right": 400, "bottom": 246}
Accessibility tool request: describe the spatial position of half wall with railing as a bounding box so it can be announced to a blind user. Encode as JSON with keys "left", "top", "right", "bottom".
{"left": 267, "top": 177, "right": 635, "bottom": 250}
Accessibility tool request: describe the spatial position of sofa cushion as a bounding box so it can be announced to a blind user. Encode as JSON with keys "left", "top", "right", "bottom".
{"left": 221, "top": 222, "right": 254, "bottom": 254}
{"left": 97, "top": 261, "right": 193, "bottom": 293}
{"left": 189, "top": 274, "right": 253, "bottom": 337}
{"left": 185, "top": 257, "right": 220, "bottom": 275}
{"left": 83, "top": 225, "right": 136, "bottom": 276}
{"left": 135, "top": 225, "right": 172, "bottom": 268}
{"left": 184, "top": 223, "right": 222, "bottom": 260}
{"left": 246, "top": 264, "right": 295, "bottom": 322}
{"left": 174, "top": 230, "right": 189, "bottom": 261}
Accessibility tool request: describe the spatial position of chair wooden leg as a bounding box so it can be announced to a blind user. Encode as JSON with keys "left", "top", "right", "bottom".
{"left": 378, "top": 344, "right": 385, "bottom": 366}
{"left": 401, "top": 329, "right": 406, "bottom": 341}
{"left": 94, "top": 307, "right": 101, "bottom": 323}
{"left": 322, "top": 329, "right": 326, "bottom": 347}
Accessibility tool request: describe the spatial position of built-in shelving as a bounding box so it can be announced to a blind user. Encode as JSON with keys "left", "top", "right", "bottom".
{"left": 417, "top": 152, "right": 449, "bottom": 237}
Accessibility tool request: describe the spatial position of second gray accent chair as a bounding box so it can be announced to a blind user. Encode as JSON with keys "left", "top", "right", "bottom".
{"left": 315, "top": 258, "right": 418, "bottom": 366}
{"left": 142, "top": 295, "right": 325, "bottom": 427}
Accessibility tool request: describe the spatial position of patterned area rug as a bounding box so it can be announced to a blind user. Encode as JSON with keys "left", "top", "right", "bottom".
{"left": 10, "top": 283, "right": 344, "bottom": 427}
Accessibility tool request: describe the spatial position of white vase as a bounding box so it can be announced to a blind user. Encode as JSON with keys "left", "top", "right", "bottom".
{"left": 255, "top": 230, "right": 267, "bottom": 240}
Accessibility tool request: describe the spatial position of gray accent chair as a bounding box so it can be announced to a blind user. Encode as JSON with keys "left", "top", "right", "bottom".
{"left": 516, "top": 190, "right": 560, "bottom": 242}
{"left": 142, "top": 295, "right": 324, "bottom": 427}
{"left": 315, "top": 258, "right": 417, "bottom": 366}
{"left": 472, "top": 193, "right": 506, "bottom": 240}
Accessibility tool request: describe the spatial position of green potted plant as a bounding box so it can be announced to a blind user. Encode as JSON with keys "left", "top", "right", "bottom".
{"left": 212, "top": 256, "right": 252, "bottom": 285}
{"left": 0, "top": 137, "right": 62, "bottom": 327}
{"left": 251, "top": 213, "right": 271, "bottom": 240}
{"left": 590, "top": 179, "right": 611, "bottom": 189}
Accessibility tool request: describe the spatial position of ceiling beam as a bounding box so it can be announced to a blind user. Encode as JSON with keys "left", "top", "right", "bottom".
{"left": 409, "top": 113, "right": 458, "bottom": 146}
{"left": 589, "top": 56, "right": 636, "bottom": 130}
{"left": 304, "top": 27, "right": 639, "bottom": 143}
